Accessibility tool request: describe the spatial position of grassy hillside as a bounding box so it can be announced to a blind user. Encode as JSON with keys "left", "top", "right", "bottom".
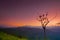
{"left": 0, "top": 27, "right": 60, "bottom": 40}
{"left": 0, "top": 32, "right": 27, "bottom": 40}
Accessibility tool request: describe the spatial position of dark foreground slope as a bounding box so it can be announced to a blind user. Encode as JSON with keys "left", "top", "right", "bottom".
{"left": 0, "top": 32, "right": 27, "bottom": 40}
{"left": 0, "top": 26, "right": 60, "bottom": 40}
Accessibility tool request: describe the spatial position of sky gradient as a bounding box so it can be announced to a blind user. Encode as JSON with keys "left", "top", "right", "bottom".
{"left": 0, "top": 0, "right": 60, "bottom": 27}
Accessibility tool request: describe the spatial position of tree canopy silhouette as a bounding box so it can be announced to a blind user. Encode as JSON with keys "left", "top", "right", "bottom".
{"left": 37, "top": 12, "right": 57, "bottom": 40}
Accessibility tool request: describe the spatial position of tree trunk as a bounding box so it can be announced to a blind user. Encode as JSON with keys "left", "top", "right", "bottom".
{"left": 43, "top": 26, "right": 47, "bottom": 40}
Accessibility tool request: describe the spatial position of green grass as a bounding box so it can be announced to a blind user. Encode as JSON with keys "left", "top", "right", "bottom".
{"left": 0, "top": 32, "right": 50, "bottom": 40}
{"left": 0, "top": 32, "right": 27, "bottom": 40}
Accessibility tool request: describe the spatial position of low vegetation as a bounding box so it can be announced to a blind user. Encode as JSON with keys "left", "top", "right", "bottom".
{"left": 0, "top": 32, "right": 27, "bottom": 40}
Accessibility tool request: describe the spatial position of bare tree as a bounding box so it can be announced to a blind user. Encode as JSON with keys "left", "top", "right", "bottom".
{"left": 37, "top": 11, "right": 57, "bottom": 40}
{"left": 39, "top": 14, "right": 49, "bottom": 40}
{"left": 37, "top": 12, "right": 49, "bottom": 40}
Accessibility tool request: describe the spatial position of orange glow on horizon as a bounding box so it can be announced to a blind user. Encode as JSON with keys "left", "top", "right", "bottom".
{"left": 0, "top": 18, "right": 59, "bottom": 27}
{"left": 0, "top": 11, "right": 60, "bottom": 27}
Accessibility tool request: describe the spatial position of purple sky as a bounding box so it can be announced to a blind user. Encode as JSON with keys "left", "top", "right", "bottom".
{"left": 0, "top": 0, "right": 60, "bottom": 26}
